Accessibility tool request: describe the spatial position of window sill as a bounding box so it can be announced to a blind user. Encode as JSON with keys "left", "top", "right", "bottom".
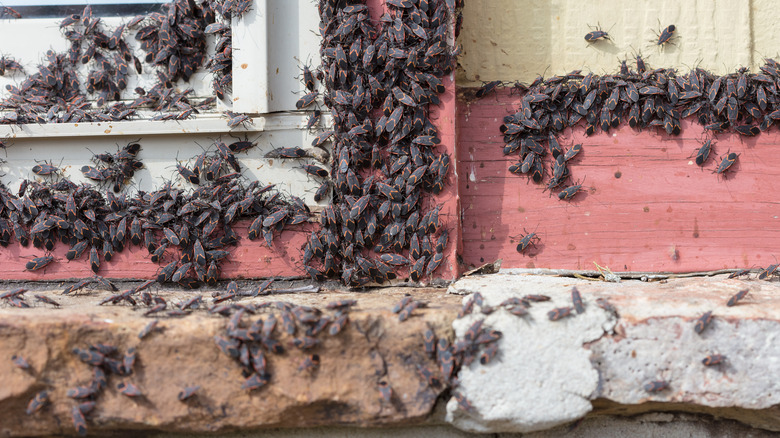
{"left": 0, "top": 112, "right": 324, "bottom": 139}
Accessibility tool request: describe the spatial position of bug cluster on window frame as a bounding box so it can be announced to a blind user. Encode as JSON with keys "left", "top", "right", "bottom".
{"left": 0, "top": 133, "right": 312, "bottom": 294}
{"left": 0, "top": 0, "right": 254, "bottom": 125}
{"left": 300, "top": 0, "right": 463, "bottom": 286}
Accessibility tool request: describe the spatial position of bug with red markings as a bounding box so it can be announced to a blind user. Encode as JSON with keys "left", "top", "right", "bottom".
{"left": 475, "top": 80, "right": 501, "bottom": 98}
{"left": 558, "top": 178, "right": 585, "bottom": 200}
{"left": 726, "top": 289, "right": 749, "bottom": 306}
{"left": 548, "top": 306, "right": 574, "bottom": 321}
{"left": 298, "top": 353, "right": 320, "bottom": 373}
{"left": 513, "top": 228, "right": 540, "bottom": 254}
{"left": 417, "top": 364, "right": 441, "bottom": 388}
{"left": 32, "top": 160, "right": 63, "bottom": 177}
{"left": 480, "top": 343, "right": 499, "bottom": 365}
{"left": 178, "top": 385, "right": 200, "bottom": 401}
{"left": 292, "top": 336, "right": 319, "bottom": 350}
{"left": 34, "top": 294, "right": 60, "bottom": 307}
{"left": 296, "top": 91, "right": 318, "bottom": 109}
{"left": 71, "top": 405, "right": 87, "bottom": 436}
{"left": 691, "top": 139, "right": 712, "bottom": 166}
{"left": 1, "top": 7, "right": 22, "bottom": 19}
{"left": 12, "top": 354, "right": 31, "bottom": 370}
{"left": 26, "top": 256, "right": 54, "bottom": 271}
{"left": 728, "top": 269, "right": 751, "bottom": 279}
{"left": 243, "top": 372, "right": 271, "bottom": 391}
{"left": 437, "top": 339, "right": 454, "bottom": 381}
{"left": 301, "top": 163, "right": 329, "bottom": 178}
{"left": 644, "top": 380, "right": 669, "bottom": 392}
{"left": 596, "top": 298, "right": 617, "bottom": 315}
{"left": 571, "top": 287, "right": 584, "bottom": 313}
{"left": 67, "top": 385, "right": 97, "bottom": 399}
{"left": 584, "top": 23, "right": 611, "bottom": 43}
{"left": 714, "top": 152, "right": 738, "bottom": 174}
{"left": 702, "top": 354, "right": 725, "bottom": 366}
{"left": 117, "top": 382, "right": 143, "bottom": 397}
{"left": 453, "top": 391, "right": 475, "bottom": 412}
{"left": 694, "top": 311, "right": 713, "bottom": 334}
{"left": 0, "top": 288, "right": 26, "bottom": 299}
{"left": 563, "top": 143, "right": 582, "bottom": 162}
{"left": 522, "top": 294, "right": 550, "bottom": 303}
{"left": 26, "top": 390, "right": 49, "bottom": 415}
{"left": 378, "top": 380, "right": 393, "bottom": 403}
{"left": 225, "top": 111, "right": 252, "bottom": 129}
{"left": 123, "top": 347, "right": 137, "bottom": 374}
{"left": 758, "top": 263, "right": 779, "bottom": 280}
{"left": 328, "top": 312, "right": 349, "bottom": 335}
{"left": 464, "top": 320, "right": 484, "bottom": 343}
{"left": 655, "top": 24, "right": 676, "bottom": 46}
{"left": 423, "top": 329, "right": 437, "bottom": 358}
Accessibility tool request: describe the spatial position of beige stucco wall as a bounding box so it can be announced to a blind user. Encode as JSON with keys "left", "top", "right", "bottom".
{"left": 457, "top": 0, "right": 780, "bottom": 86}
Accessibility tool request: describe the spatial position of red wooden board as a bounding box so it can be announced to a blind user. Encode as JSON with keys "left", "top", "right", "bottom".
{"left": 0, "top": 222, "right": 312, "bottom": 281}
{"left": 458, "top": 88, "right": 780, "bottom": 273}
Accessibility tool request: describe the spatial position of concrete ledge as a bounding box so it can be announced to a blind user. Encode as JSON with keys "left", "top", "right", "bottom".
{"left": 2, "top": 273, "right": 780, "bottom": 436}
{"left": 446, "top": 273, "right": 780, "bottom": 433}
{"left": 0, "top": 286, "right": 460, "bottom": 436}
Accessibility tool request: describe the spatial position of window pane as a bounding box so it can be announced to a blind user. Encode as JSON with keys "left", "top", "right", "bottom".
{"left": 2, "top": 1, "right": 171, "bottom": 18}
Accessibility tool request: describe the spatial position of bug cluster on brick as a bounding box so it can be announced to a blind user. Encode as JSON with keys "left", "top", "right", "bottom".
{"left": 58, "top": 342, "right": 140, "bottom": 436}
{"left": 212, "top": 298, "right": 358, "bottom": 392}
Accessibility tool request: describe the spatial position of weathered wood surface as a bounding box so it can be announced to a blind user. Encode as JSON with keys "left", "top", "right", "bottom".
{"left": 0, "top": 222, "right": 312, "bottom": 281}
{"left": 457, "top": 88, "right": 780, "bottom": 273}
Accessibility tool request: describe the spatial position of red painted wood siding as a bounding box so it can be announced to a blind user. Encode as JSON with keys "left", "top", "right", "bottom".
{"left": 458, "top": 88, "right": 780, "bottom": 273}
{"left": 0, "top": 223, "right": 312, "bottom": 281}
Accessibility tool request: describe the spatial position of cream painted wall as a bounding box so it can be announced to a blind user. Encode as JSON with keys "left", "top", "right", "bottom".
{"left": 456, "top": 0, "right": 780, "bottom": 85}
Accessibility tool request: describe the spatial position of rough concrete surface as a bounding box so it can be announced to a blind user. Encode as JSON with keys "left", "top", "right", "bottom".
{"left": 446, "top": 272, "right": 780, "bottom": 433}
{"left": 4, "top": 273, "right": 780, "bottom": 436}
{"left": 0, "top": 286, "right": 460, "bottom": 436}
{"left": 445, "top": 275, "right": 617, "bottom": 433}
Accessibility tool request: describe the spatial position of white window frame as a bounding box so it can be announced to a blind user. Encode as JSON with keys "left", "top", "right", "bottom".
{"left": 0, "top": 0, "right": 324, "bottom": 139}
{"left": 0, "top": 1, "right": 329, "bottom": 208}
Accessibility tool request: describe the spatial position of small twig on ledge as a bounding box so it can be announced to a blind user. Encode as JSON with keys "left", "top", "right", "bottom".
{"left": 267, "top": 285, "right": 321, "bottom": 294}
